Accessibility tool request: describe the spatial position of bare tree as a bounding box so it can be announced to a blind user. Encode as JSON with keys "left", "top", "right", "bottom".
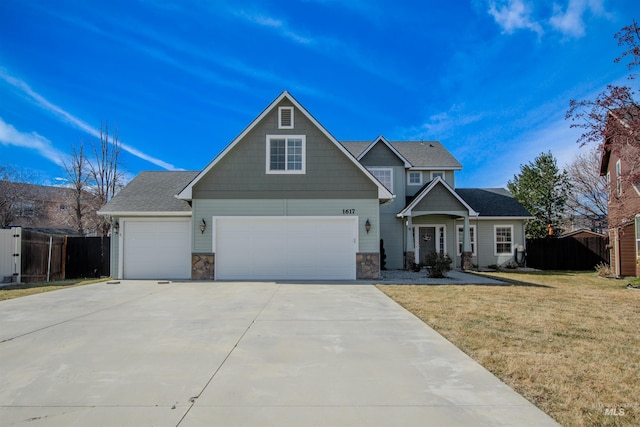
{"left": 0, "top": 165, "right": 40, "bottom": 228}
{"left": 564, "top": 148, "right": 608, "bottom": 232}
{"left": 89, "top": 122, "right": 123, "bottom": 236}
{"left": 62, "top": 143, "right": 90, "bottom": 235}
{"left": 567, "top": 20, "right": 640, "bottom": 187}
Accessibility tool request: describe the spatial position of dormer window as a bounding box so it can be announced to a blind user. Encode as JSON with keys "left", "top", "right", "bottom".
{"left": 278, "top": 106, "right": 294, "bottom": 129}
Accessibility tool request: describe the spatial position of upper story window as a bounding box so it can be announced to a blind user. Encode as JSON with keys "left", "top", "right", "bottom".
{"left": 408, "top": 171, "right": 422, "bottom": 185}
{"left": 11, "top": 201, "right": 35, "bottom": 217}
{"left": 278, "top": 106, "right": 294, "bottom": 129}
{"left": 266, "top": 135, "right": 306, "bottom": 174}
{"left": 431, "top": 171, "right": 445, "bottom": 180}
{"left": 368, "top": 167, "right": 393, "bottom": 191}
{"left": 616, "top": 160, "right": 622, "bottom": 196}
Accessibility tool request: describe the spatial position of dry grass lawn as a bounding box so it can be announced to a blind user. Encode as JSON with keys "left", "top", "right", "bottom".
{"left": 378, "top": 271, "right": 640, "bottom": 427}
{"left": 0, "top": 278, "right": 106, "bottom": 301}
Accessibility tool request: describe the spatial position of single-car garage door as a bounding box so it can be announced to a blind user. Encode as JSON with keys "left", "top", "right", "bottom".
{"left": 122, "top": 219, "right": 191, "bottom": 279}
{"left": 214, "top": 216, "right": 357, "bottom": 280}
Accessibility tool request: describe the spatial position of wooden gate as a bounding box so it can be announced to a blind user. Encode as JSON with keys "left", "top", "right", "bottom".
{"left": 526, "top": 236, "right": 609, "bottom": 270}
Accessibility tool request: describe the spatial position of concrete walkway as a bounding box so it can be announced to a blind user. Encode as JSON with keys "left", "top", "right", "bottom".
{"left": 0, "top": 281, "right": 558, "bottom": 426}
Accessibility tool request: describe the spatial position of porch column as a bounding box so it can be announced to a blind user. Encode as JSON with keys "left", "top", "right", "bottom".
{"left": 405, "top": 216, "right": 415, "bottom": 270}
{"left": 461, "top": 215, "right": 473, "bottom": 270}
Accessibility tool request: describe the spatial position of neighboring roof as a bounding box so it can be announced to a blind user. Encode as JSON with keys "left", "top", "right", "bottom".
{"left": 455, "top": 188, "right": 533, "bottom": 218}
{"left": 560, "top": 228, "right": 606, "bottom": 238}
{"left": 398, "top": 177, "right": 477, "bottom": 218}
{"left": 0, "top": 181, "right": 77, "bottom": 201}
{"left": 178, "top": 91, "right": 394, "bottom": 201}
{"left": 342, "top": 140, "right": 462, "bottom": 170}
{"left": 98, "top": 171, "right": 199, "bottom": 216}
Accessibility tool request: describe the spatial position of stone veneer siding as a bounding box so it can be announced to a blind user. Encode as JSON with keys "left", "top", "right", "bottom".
{"left": 356, "top": 253, "right": 380, "bottom": 280}
{"left": 192, "top": 254, "right": 215, "bottom": 280}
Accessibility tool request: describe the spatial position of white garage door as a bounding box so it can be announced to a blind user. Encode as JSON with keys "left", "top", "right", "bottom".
{"left": 122, "top": 219, "right": 191, "bottom": 279}
{"left": 214, "top": 216, "right": 357, "bottom": 280}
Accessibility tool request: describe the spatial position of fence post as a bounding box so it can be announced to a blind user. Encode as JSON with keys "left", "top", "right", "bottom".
{"left": 47, "top": 235, "right": 52, "bottom": 282}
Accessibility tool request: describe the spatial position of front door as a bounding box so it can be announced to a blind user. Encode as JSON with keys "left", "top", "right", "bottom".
{"left": 418, "top": 227, "right": 436, "bottom": 265}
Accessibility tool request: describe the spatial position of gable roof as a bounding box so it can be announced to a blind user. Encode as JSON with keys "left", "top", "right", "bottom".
{"left": 398, "top": 177, "right": 477, "bottom": 218}
{"left": 356, "top": 136, "right": 411, "bottom": 167}
{"left": 454, "top": 188, "right": 533, "bottom": 218}
{"left": 342, "top": 140, "right": 462, "bottom": 170}
{"left": 98, "top": 171, "right": 199, "bottom": 216}
{"left": 178, "top": 91, "right": 393, "bottom": 201}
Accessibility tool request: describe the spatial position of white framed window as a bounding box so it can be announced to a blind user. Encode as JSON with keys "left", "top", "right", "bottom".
{"left": 408, "top": 171, "right": 422, "bottom": 185}
{"left": 494, "top": 225, "right": 513, "bottom": 255}
{"left": 368, "top": 167, "right": 393, "bottom": 191}
{"left": 278, "top": 106, "right": 294, "bottom": 129}
{"left": 616, "top": 160, "right": 622, "bottom": 196}
{"left": 266, "top": 135, "right": 306, "bottom": 174}
{"left": 431, "top": 171, "right": 445, "bottom": 180}
{"left": 457, "top": 225, "right": 476, "bottom": 255}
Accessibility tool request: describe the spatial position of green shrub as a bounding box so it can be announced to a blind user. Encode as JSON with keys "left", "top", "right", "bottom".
{"left": 425, "top": 252, "right": 452, "bottom": 278}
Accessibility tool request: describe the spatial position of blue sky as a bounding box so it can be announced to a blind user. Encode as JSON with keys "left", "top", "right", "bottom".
{"left": 1, "top": 0, "right": 638, "bottom": 188}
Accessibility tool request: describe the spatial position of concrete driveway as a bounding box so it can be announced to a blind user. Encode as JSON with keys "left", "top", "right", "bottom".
{"left": 0, "top": 281, "right": 558, "bottom": 426}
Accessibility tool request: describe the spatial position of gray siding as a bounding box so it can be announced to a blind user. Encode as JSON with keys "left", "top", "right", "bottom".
{"left": 414, "top": 184, "right": 466, "bottom": 213}
{"left": 379, "top": 166, "right": 406, "bottom": 269}
{"left": 359, "top": 143, "right": 405, "bottom": 167}
{"left": 111, "top": 225, "right": 120, "bottom": 278}
{"left": 192, "top": 199, "right": 380, "bottom": 254}
{"left": 193, "top": 100, "right": 377, "bottom": 200}
{"left": 470, "top": 219, "right": 526, "bottom": 268}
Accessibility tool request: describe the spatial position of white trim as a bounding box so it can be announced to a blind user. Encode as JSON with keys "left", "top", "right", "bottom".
{"left": 493, "top": 224, "right": 514, "bottom": 256}
{"left": 616, "top": 159, "right": 622, "bottom": 196}
{"left": 456, "top": 224, "right": 476, "bottom": 256}
{"left": 278, "top": 106, "right": 294, "bottom": 129}
{"left": 368, "top": 167, "right": 393, "bottom": 192}
{"left": 265, "top": 135, "right": 306, "bottom": 174}
{"left": 408, "top": 171, "right": 422, "bottom": 186}
{"left": 357, "top": 135, "right": 412, "bottom": 168}
{"left": 397, "top": 176, "right": 478, "bottom": 218}
{"left": 177, "top": 91, "right": 393, "bottom": 201}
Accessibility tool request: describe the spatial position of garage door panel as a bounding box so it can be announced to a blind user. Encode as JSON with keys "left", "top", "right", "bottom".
{"left": 215, "top": 217, "right": 357, "bottom": 280}
{"left": 123, "top": 219, "right": 191, "bottom": 280}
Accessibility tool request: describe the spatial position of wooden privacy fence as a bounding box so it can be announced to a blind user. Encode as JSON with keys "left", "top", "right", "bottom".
{"left": 21, "top": 229, "right": 65, "bottom": 282}
{"left": 65, "top": 236, "right": 110, "bottom": 279}
{"left": 526, "top": 236, "right": 609, "bottom": 271}
{"left": 0, "top": 228, "right": 111, "bottom": 283}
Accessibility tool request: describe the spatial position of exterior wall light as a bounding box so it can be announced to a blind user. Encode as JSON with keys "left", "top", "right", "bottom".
{"left": 200, "top": 218, "right": 207, "bottom": 234}
{"left": 112, "top": 220, "right": 119, "bottom": 233}
{"left": 365, "top": 219, "right": 371, "bottom": 234}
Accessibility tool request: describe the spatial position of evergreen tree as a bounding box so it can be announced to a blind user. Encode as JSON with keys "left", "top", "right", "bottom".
{"left": 508, "top": 151, "right": 571, "bottom": 238}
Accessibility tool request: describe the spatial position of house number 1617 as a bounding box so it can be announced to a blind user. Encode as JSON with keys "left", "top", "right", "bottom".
{"left": 342, "top": 209, "right": 356, "bottom": 214}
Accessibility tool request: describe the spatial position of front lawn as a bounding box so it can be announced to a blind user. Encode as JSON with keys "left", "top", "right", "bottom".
{"left": 0, "top": 278, "right": 106, "bottom": 301}
{"left": 378, "top": 271, "right": 640, "bottom": 427}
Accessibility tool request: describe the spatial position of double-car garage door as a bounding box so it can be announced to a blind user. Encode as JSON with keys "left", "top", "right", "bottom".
{"left": 122, "top": 216, "right": 357, "bottom": 280}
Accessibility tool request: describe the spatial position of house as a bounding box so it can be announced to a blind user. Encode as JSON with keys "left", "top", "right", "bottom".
{"left": 99, "top": 91, "right": 532, "bottom": 280}
{"left": 599, "top": 109, "right": 640, "bottom": 277}
{"left": 0, "top": 181, "right": 95, "bottom": 235}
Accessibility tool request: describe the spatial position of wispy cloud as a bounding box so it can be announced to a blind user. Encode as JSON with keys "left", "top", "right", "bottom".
{"left": 235, "top": 10, "right": 314, "bottom": 45}
{"left": 549, "top": 0, "right": 606, "bottom": 38}
{"left": 0, "top": 117, "right": 67, "bottom": 167}
{"left": 488, "top": 0, "right": 543, "bottom": 35}
{"left": 487, "top": 0, "right": 607, "bottom": 39}
{"left": 400, "top": 104, "right": 486, "bottom": 140}
{"left": 0, "top": 68, "right": 181, "bottom": 171}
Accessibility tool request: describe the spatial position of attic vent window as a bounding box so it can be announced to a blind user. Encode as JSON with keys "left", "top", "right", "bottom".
{"left": 279, "top": 106, "right": 294, "bottom": 129}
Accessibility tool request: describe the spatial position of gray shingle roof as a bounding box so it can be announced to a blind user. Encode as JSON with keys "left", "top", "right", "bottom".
{"left": 341, "top": 140, "right": 462, "bottom": 169}
{"left": 99, "top": 171, "right": 198, "bottom": 214}
{"left": 455, "top": 188, "right": 533, "bottom": 217}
